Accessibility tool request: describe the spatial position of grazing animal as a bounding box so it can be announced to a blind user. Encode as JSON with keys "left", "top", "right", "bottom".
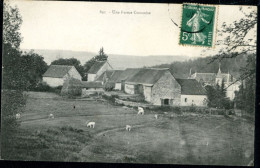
{"left": 49, "top": 113, "right": 54, "bottom": 119}
{"left": 126, "top": 125, "right": 131, "bottom": 131}
{"left": 154, "top": 114, "right": 158, "bottom": 119}
{"left": 164, "top": 112, "right": 168, "bottom": 114}
{"left": 87, "top": 122, "right": 95, "bottom": 128}
{"left": 15, "top": 113, "right": 21, "bottom": 119}
{"left": 137, "top": 107, "right": 144, "bottom": 115}
{"left": 73, "top": 105, "right": 76, "bottom": 109}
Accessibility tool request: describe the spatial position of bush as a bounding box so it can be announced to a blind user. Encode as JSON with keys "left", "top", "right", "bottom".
{"left": 125, "top": 95, "right": 146, "bottom": 103}
{"left": 1, "top": 90, "right": 27, "bottom": 131}
{"left": 102, "top": 94, "right": 119, "bottom": 103}
{"left": 104, "top": 82, "right": 114, "bottom": 91}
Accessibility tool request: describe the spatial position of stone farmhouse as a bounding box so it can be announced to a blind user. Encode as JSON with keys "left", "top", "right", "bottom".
{"left": 42, "top": 65, "right": 82, "bottom": 87}
{"left": 87, "top": 61, "right": 113, "bottom": 81}
{"left": 98, "top": 68, "right": 207, "bottom": 107}
{"left": 190, "top": 66, "right": 241, "bottom": 100}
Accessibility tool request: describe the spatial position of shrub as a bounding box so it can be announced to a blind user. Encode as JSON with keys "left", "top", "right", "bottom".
{"left": 125, "top": 95, "right": 146, "bottom": 103}
{"left": 1, "top": 90, "right": 27, "bottom": 131}
{"left": 104, "top": 82, "right": 114, "bottom": 91}
{"left": 189, "top": 104, "right": 196, "bottom": 112}
{"left": 102, "top": 94, "right": 119, "bottom": 103}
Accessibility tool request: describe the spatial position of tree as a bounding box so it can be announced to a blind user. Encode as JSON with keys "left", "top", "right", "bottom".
{"left": 20, "top": 51, "right": 49, "bottom": 90}
{"left": 3, "top": 2, "right": 23, "bottom": 49}
{"left": 51, "top": 58, "right": 85, "bottom": 77}
{"left": 2, "top": 2, "right": 25, "bottom": 90}
{"left": 209, "top": 7, "right": 256, "bottom": 114}
{"left": 205, "top": 84, "right": 232, "bottom": 109}
{"left": 83, "top": 47, "right": 108, "bottom": 80}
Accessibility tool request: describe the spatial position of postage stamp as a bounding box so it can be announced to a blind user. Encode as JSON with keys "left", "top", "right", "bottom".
{"left": 179, "top": 3, "right": 217, "bottom": 47}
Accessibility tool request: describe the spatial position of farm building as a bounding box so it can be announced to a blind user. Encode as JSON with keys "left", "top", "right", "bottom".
{"left": 87, "top": 61, "right": 113, "bottom": 81}
{"left": 124, "top": 68, "right": 182, "bottom": 106}
{"left": 190, "top": 66, "right": 240, "bottom": 100}
{"left": 176, "top": 79, "right": 207, "bottom": 106}
{"left": 81, "top": 81, "right": 103, "bottom": 96}
{"left": 114, "top": 68, "right": 141, "bottom": 91}
{"left": 190, "top": 72, "right": 216, "bottom": 86}
{"left": 96, "top": 70, "right": 115, "bottom": 84}
{"left": 42, "top": 65, "right": 82, "bottom": 87}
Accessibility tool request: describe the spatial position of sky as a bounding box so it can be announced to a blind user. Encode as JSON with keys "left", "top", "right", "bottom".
{"left": 9, "top": 0, "right": 257, "bottom": 58}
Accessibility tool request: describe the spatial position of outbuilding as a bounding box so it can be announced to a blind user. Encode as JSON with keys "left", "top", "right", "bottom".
{"left": 124, "top": 68, "right": 182, "bottom": 106}
{"left": 176, "top": 79, "right": 208, "bottom": 107}
{"left": 42, "top": 65, "right": 82, "bottom": 87}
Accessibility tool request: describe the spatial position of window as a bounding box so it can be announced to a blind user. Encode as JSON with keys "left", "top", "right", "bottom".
{"left": 164, "top": 99, "right": 169, "bottom": 105}
{"left": 184, "top": 98, "right": 187, "bottom": 102}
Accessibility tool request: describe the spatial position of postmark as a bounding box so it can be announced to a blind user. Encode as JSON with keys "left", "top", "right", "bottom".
{"left": 179, "top": 3, "right": 217, "bottom": 47}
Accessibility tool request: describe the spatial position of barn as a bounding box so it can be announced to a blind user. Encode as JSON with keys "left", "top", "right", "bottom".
{"left": 42, "top": 65, "right": 82, "bottom": 87}
{"left": 124, "top": 68, "right": 182, "bottom": 106}
{"left": 176, "top": 79, "right": 208, "bottom": 106}
{"left": 114, "top": 68, "right": 141, "bottom": 91}
{"left": 87, "top": 61, "right": 113, "bottom": 81}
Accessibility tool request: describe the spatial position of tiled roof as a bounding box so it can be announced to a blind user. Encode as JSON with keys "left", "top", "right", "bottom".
{"left": 43, "top": 65, "right": 73, "bottom": 78}
{"left": 191, "top": 73, "right": 216, "bottom": 83}
{"left": 125, "top": 68, "right": 169, "bottom": 85}
{"left": 115, "top": 68, "right": 142, "bottom": 82}
{"left": 87, "top": 61, "right": 106, "bottom": 74}
{"left": 108, "top": 70, "right": 125, "bottom": 82}
{"left": 176, "top": 79, "right": 207, "bottom": 95}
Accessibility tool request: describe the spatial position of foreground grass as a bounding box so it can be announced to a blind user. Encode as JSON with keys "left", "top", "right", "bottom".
{"left": 1, "top": 91, "right": 255, "bottom": 165}
{"left": 1, "top": 125, "right": 92, "bottom": 161}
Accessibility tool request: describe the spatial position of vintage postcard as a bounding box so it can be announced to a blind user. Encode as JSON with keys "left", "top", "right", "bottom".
{"left": 1, "top": 0, "right": 257, "bottom": 166}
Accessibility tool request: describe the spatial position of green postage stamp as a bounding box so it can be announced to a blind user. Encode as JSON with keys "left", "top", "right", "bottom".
{"left": 179, "top": 4, "right": 217, "bottom": 47}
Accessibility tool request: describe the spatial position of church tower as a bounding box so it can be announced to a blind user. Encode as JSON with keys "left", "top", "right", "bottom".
{"left": 215, "top": 63, "right": 222, "bottom": 85}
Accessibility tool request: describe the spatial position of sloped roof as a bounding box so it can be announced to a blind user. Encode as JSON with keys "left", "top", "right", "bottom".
{"left": 96, "top": 70, "right": 115, "bottom": 82}
{"left": 125, "top": 68, "right": 169, "bottom": 85}
{"left": 115, "top": 68, "right": 142, "bottom": 82}
{"left": 81, "top": 81, "right": 103, "bottom": 88}
{"left": 217, "top": 73, "right": 234, "bottom": 83}
{"left": 87, "top": 61, "right": 107, "bottom": 74}
{"left": 43, "top": 65, "right": 74, "bottom": 78}
{"left": 108, "top": 70, "right": 125, "bottom": 82}
{"left": 176, "top": 79, "right": 207, "bottom": 95}
{"left": 191, "top": 73, "right": 216, "bottom": 83}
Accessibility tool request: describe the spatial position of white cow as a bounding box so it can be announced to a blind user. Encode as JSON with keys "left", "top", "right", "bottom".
{"left": 87, "top": 122, "right": 95, "bottom": 128}
{"left": 15, "top": 113, "right": 21, "bottom": 119}
{"left": 137, "top": 107, "right": 144, "bottom": 115}
{"left": 49, "top": 113, "right": 54, "bottom": 119}
{"left": 154, "top": 114, "right": 158, "bottom": 119}
{"left": 126, "top": 125, "right": 131, "bottom": 131}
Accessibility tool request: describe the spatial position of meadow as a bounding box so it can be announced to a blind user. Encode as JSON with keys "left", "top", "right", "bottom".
{"left": 1, "top": 91, "right": 254, "bottom": 165}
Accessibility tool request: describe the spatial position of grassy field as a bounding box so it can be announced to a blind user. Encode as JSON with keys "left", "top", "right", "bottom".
{"left": 1, "top": 91, "right": 254, "bottom": 165}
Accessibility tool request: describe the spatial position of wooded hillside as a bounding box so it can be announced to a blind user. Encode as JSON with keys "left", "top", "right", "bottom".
{"left": 152, "top": 54, "right": 250, "bottom": 79}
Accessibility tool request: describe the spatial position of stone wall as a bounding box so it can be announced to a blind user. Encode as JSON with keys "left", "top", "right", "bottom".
{"left": 180, "top": 95, "right": 207, "bottom": 107}
{"left": 151, "top": 71, "right": 181, "bottom": 106}
{"left": 125, "top": 84, "right": 135, "bottom": 94}
{"left": 115, "top": 98, "right": 150, "bottom": 108}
